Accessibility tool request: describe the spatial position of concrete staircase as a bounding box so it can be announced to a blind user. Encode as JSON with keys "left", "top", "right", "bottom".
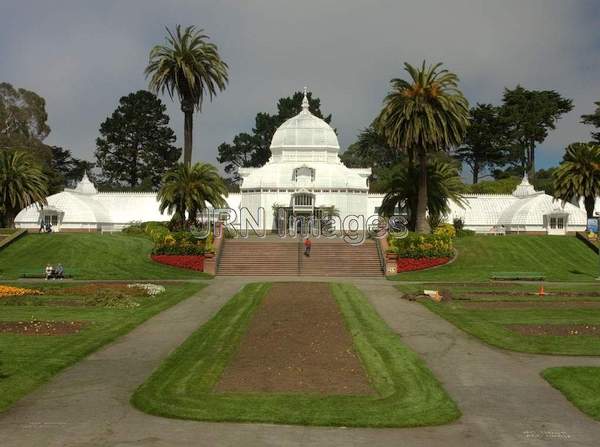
{"left": 217, "top": 238, "right": 383, "bottom": 277}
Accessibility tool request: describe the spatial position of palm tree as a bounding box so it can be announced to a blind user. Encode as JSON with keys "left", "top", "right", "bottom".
{"left": 378, "top": 159, "right": 465, "bottom": 227}
{"left": 553, "top": 142, "right": 600, "bottom": 218}
{"left": 0, "top": 150, "right": 48, "bottom": 227}
{"left": 375, "top": 62, "right": 470, "bottom": 233}
{"left": 158, "top": 162, "right": 228, "bottom": 230}
{"left": 146, "top": 25, "right": 228, "bottom": 166}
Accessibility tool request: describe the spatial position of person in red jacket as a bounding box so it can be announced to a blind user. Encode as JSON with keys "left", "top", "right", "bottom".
{"left": 303, "top": 237, "right": 312, "bottom": 257}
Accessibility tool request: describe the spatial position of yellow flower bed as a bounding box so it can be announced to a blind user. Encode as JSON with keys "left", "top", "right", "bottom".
{"left": 0, "top": 285, "right": 43, "bottom": 297}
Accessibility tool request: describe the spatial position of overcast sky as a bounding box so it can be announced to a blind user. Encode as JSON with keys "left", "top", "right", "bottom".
{"left": 1, "top": 0, "right": 599, "bottom": 175}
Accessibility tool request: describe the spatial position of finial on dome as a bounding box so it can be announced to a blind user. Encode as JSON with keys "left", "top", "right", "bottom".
{"left": 522, "top": 172, "right": 530, "bottom": 184}
{"left": 74, "top": 170, "right": 97, "bottom": 195}
{"left": 301, "top": 86, "right": 309, "bottom": 112}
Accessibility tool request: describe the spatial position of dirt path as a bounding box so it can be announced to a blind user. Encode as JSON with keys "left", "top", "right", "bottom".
{"left": 0, "top": 277, "right": 600, "bottom": 447}
{"left": 216, "top": 282, "right": 372, "bottom": 395}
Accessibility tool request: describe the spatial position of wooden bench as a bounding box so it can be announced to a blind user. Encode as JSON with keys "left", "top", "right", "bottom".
{"left": 490, "top": 272, "right": 545, "bottom": 281}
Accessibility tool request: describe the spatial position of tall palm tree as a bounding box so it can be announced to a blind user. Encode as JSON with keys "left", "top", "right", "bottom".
{"left": 375, "top": 62, "right": 470, "bottom": 233}
{"left": 0, "top": 150, "right": 48, "bottom": 227}
{"left": 146, "top": 25, "right": 228, "bottom": 166}
{"left": 553, "top": 142, "right": 600, "bottom": 218}
{"left": 378, "top": 159, "right": 465, "bottom": 225}
{"left": 158, "top": 162, "right": 228, "bottom": 230}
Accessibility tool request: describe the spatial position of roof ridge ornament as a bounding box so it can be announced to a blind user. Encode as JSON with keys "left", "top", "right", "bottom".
{"left": 512, "top": 172, "right": 538, "bottom": 198}
{"left": 301, "top": 86, "right": 310, "bottom": 113}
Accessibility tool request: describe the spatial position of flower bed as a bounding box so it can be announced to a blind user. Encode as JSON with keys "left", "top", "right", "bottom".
{"left": 0, "top": 285, "right": 43, "bottom": 298}
{"left": 397, "top": 257, "right": 450, "bottom": 272}
{"left": 151, "top": 255, "right": 205, "bottom": 271}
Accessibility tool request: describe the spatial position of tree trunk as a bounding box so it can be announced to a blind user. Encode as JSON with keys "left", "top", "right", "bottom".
{"left": 528, "top": 144, "right": 535, "bottom": 181}
{"left": 407, "top": 147, "right": 414, "bottom": 169}
{"left": 584, "top": 195, "right": 596, "bottom": 219}
{"left": 415, "top": 149, "right": 430, "bottom": 234}
{"left": 5, "top": 209, "right": 16, "bottom": 229}
{"left": 472, "top": 162, "right": 480, "bottom": 184}
{"left": 182, "top": 101, "right": 194, "bottom": 166}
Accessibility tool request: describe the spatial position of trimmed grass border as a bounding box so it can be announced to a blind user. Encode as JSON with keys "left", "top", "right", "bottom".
{"left": 397, "top": 283, "right": 600, "bottom": 355}
{"left": 543, "top": 367, "right": 600, "bottom": 420}
{"left": 131, "top": 282, "right": 460, "bottom": 427}
{"left": 0, "top": 281, "right": 203, "bottom": 412}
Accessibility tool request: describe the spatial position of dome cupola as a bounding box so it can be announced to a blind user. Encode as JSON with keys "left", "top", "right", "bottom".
{"left": 269, "top": 88, "right": 339, "bottom": 160}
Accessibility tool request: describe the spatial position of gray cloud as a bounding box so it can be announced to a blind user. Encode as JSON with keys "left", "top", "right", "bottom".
{"left": 1, "top": 0, "right": 599, "bottom": 172}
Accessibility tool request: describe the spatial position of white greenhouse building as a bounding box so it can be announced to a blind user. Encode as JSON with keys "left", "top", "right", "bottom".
{"left": 15, "top": 91, "right": 595, "bottom": 236}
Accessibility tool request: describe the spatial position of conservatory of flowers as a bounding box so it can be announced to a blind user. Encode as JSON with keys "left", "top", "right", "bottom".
{"left": 15, "top": 91, "right": 593, "bottom": 236}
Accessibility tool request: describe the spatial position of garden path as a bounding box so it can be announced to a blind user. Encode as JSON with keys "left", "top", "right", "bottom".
{"left": 0, "top": 277, "right": 599, "bottom": 446}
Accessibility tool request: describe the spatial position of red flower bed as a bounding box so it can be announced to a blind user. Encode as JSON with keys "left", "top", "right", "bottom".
{"left": 151, "top": 255, "right": 205, "bottom": 271}
{"left": 397, "top": 257, "right": 450, "bottom": 272}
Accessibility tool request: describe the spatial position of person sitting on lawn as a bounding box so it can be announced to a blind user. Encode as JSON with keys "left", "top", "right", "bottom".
{"left": 303, "top": 237, "right": 312, "bottom": 257}
{"left": 45, "top": 264, "right": 54, "bottom": 280}
{"left": 55, "top": 263, "right": 64, "bottom": 280}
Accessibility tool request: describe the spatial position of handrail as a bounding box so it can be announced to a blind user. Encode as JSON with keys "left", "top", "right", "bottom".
{"left": 374, "top": 237, "right": 385, "bottom": 273}
{"left": 216, "top": 237, "right": 225, "bottom": 272}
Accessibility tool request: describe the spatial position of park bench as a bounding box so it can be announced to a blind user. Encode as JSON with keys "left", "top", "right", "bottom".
{"left": 20, "top": 269, "right": 77, "bottom": 279}
{"left": 490, "top": 272, "right": 545, "bottom": 281}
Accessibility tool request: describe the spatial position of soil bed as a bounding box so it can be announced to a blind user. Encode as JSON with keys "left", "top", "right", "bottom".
{"left": 462, "top": 301, "right": 600, "bottom": 310}
{"left": 507, "top": 324, "right": 600, "bottom": 336}
{"left": 464, "top": 290, "right": 600, "bottom": 298}
{"left": 0, "top": 320, "right": 87, "bottom": 336}
{"left": 216, "top": 282, "right": 373, "bottom": 395}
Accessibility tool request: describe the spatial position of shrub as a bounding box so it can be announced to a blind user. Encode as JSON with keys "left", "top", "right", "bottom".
{"left": 172, "top": 231, "right": 197, "bottom": 244}
{"left": 426, "top": 214, "right": 444, "bottom": 232}
{"left": 388, "top": 232, "right": 454, "bottom": 259}
{"left": 434, "top": 223, "right": 456, "bottom": 239}
{"left": 152, "top": 242, "right": 205, "bottom": 255}
{"left": 453, "top": 218, "right": 464, "bottom": 231}
{"left": 122, "top": 221, "right": 145, "bottom": 234}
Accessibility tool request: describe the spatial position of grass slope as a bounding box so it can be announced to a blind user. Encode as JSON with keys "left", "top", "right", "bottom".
{"left": 0, "top": 282, "right": 203, "bottom": 411}
{"left": 543, "top": 367, "right": 600, "bottom": 420}
{"left": 388, "top": 235, "right": 598, "bottom": 282}
{"left": 132, "top": 282, "right": 459, "bottom": 427}
{"left": 0, "top": 233, "right": 207, "bottom": 279}
{"left": 397, "top": 283, "right": 600, "bottom": 355}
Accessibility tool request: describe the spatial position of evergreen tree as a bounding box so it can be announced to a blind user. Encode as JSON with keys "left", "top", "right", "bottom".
{"left": 500, "top": 85, "right": 573, "bottom": 180}
{"left": 581, "top": 100, "right": 600, "bottom": 143}
{"left": 95, "top": 90, "right": 181, "bottom": 189}
{"left": 455, "top": 104, "right": 509, "bottom": 183}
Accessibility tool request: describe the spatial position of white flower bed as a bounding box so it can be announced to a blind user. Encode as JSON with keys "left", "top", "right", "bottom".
{"left": 127, "top": 283, "right": 166, "bottom": 296}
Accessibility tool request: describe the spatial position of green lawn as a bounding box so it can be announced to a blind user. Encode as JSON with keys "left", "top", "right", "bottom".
{"left": 132, "top": 282, "right": 459, "bottom": 427}
{"left": 543, "top": 367, "right": 600, "bottom": 420}
{"left": 388, "top": 235, "right": 599, "bottom": 282}
{"left": 0, "top": 281, "right": 203, "bottom": 412}
{"left": 397, "top": 283, "right": 600, "bottom": 355}
{"left": 0, "top": 233, "right": 207, "bottom": 279}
